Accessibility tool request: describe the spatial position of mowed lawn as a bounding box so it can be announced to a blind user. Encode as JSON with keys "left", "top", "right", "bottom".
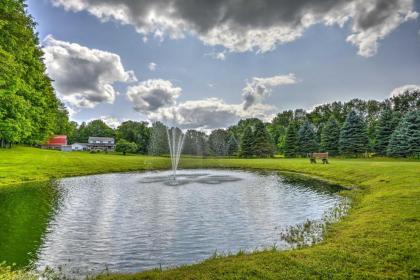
{"left": 1, "top": 146, "right": 419, "bottom": 279}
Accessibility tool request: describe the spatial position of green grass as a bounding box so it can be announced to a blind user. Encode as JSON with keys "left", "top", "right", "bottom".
{"left": 1, "top": 146, "right": 419, "bottom": 279}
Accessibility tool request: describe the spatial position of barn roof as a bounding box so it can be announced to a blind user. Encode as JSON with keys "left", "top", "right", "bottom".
{"left": 47, "top": 135, "right": 67, "bottom": 145}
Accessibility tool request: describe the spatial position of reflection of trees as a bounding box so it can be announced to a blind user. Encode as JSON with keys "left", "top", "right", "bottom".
{"left": 0, "top": 181, "right": 59, "bottom": 267}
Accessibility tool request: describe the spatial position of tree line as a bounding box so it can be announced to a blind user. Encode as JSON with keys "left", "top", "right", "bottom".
{"left": 63, "top": 89, "right": 419, "bottom": 158}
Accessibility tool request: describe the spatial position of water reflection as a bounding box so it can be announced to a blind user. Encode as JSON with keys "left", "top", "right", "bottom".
{"left": 27, "top": 169, "right": 343, "bottom": 277}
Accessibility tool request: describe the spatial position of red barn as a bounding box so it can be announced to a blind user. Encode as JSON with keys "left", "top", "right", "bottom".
{"left": 42, "top": 135, "right": 68, "bottom": 150}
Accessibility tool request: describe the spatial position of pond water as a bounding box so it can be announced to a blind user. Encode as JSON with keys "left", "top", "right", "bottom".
{"left": 0, "top": 169, "right": 343, "bottom": 277}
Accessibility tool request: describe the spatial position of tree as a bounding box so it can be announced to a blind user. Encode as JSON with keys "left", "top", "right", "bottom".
{"left": 284, "top": 122, "right": 299, "bottom": 157}
{"left": 239, "top": 126, "right": 254, "bottom": 158}
{"left": 252, "top": 121, "right": 274, "bottom": 157}
{"left": 374, "top": 108, "right": 398, "bottom": 155}
{"left": 0, "top": 0, "right": 70, "bottom": 146}
{"left": 226, "top": 132, "right": 239, "bottom": 156}
{"left": 148, "top": 122, "right": 169, "bottom": 155}
{"left": 75, "top": 120, "right": 115, "bottom": 143}
{"left": 116, "top": 139, "right": 138, "bottom": 155}
{"left": 183, "top": 130, "right": 209, "bottom": 156}
{"left": 387, "top": 110, "right": 420, "bottom": 157}
{"left": 116, "top": 121, "right": 150, "bottom": 154}
{"left": 297, "top": 120, "right": 318, "bottom": 155}
{"left": 208, "top": 129, "right": 229, "bottom": 156}
{"left": 339, "top": 111, "right": 369, "bottom": 156}
{"left": 320, "top": 118, "right": 340, "bottom": 156}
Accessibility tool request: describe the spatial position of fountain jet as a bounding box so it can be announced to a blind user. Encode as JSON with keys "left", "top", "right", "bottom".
{"left": 166, "top": 127, "right": 185, "bottom": 181}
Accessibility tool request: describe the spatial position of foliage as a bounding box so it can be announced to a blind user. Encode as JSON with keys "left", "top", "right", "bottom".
{"left": 387, "top": 110, "right": 420, "bottom": 157}
{"left": 239, "top": 126, "right": 254, "bottom": 158}
{"left": 374, "top": 108, "right": 399, "bottom": 155}
{"left": 183, "top": 130, "right": 209, "bottom": 156}
{"left": 297, "top": 120, "right": 318, "bottom": 155}
{"left": 339, "top": 111, "right": 369, "bottom": 155}
{"left": 115, "top": 139, "right": 138, "bottom": 155}
{"left": 226, "top": 133, "right": 239, "bottom": 156}
{"left": 116, "top": 121, "right": 150, "bottom": 154}
{"left": 320, "top": 118, "right": 340, "bottom": 156}
{"left": 208, "top": 129, "right": 229, "bottom": 156}
{"left": 74, "top": 120, "right": 115, "bottom": 143}
{"left": 0, "top": 0, "right": 71, "bottom": 146}
{"left": 252, "top": 120, "right": 274, "bottom": 157}
{"left": 148, "top": 122, "right": 169, "bottom": 156}
{"left": 284, "top": 122, "right": 299, "bottom": 157}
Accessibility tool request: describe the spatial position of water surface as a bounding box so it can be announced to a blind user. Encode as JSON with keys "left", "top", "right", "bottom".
{"left": 0, "top": 169, "right": 343, "bottom": 277}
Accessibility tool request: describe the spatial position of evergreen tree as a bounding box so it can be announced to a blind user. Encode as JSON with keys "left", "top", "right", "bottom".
{"left": 374, "top": 108, "right": 398, "bottom": 155}
{"left": 284, "top": 122, "right": 299, "bottom": 157}
{"left": 297, "top": 120, "right": 318, "bottom": 155}
{"left": 387, "top": 110, "right": 420, "bottom": 157}
{"left": 252, "top": 121, "right": 274, "bottom": 157}
{"left": 226, "top": 133, "right": 239, "bottom": 156}
{"left": 239, "top": 126, "right": 254, "bottom": 157}
{"left": 339, "top": 111, "right": 369, "bottom": 155}
{"left": 320, "top": 118, "right": 340, "bottom": 156}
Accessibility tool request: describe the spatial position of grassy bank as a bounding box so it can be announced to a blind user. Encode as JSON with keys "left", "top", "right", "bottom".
{"left": 1, "top": 147, "right": 419, "bottom": 279}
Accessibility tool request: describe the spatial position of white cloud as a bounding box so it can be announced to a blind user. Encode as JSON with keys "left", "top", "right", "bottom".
{"left": 50, "top": 0, "right": 417, "bottom": 57}
{"left": 390, "top": 84, "right": 420, "bottom": 97}
{"left": 205, "top": 51, "right": 226, "bottom": 61}
{"left": 127, "top": 79, "right": 182, "bottom": 113}
{"left": 43, "top": 35, "right": 136, "bottom": 108}
{"left": 99, "top": 116, "right": 122, "bottom": 129}
{"left": 128, "top": 74, "right": 292, "bottom": 129}
{"left": 148, "top": 62, "right": 157, "bottom": 71}
{"left": 242, "top": 74, "right": 298, "bottom": 109}
{"left": 148, "top": 98, "right": 275, "bottom": 130}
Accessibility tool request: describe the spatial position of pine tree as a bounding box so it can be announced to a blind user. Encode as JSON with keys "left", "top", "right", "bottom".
{"left": 227, "top": 134, "right": 239, "bottom": 156}
{"left": 406, "top": 110, "right": 420, "bottom": 157}
{"left": 284, "top": 122, "right": 299, "bottom": 157}
{"left": 252, "top": 121, "right": 274, "bottom": 157}
{"left": 374, "top": 108, "right": 398, "bottom": 155}
{"left": 297, "top": 120, "right": 318, "bottom": 156}
{"left": 320, "top": 117, "right": 340, "bottom": 156}
{"left": 339, "top": 111, "right": 369, "bottom": 156}
{"left": 387, "top": 110, "right": 420, "bottom": 157}
{"left": 239, "top": 126, "right": 254, "bottom": 157}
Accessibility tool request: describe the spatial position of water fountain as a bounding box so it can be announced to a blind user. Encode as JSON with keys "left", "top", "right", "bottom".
{"left": 166, "top": 127, "right": 185, "bottom": 181}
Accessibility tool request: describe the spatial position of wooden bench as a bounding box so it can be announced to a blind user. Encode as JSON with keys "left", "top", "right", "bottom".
{"left": 308, "top": 152, "right": 329, "bottom": 164}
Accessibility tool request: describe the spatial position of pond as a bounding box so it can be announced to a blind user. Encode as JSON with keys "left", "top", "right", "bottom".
{"left": 0, "top": 169, "right": 344, "bottom": 277}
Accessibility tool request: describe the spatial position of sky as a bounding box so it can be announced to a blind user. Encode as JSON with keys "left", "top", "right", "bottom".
{"left": 27, "top": 0, "right": 420, "bottom": 130}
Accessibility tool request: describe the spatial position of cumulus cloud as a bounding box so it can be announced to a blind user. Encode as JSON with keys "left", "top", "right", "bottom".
{"left": 390, "top": 84, "right": 420, "bottom": 97}
{"left": 148, "top": 98, "right": 275, "bottom": 130}
{"left": 50, "top": 0, "right": 417, "bottom": 57}
{"left": 43, "top": 35, "right": 136, "bottom": 108}
{"left": 127, "top": 74, "right": 292, "bottom": 129}
{"left": 148, "top": 62, "right": 157, "bottom": 71}
{"left": 242, "top": 74, "right": 298, "bottom": 109}
{"left": 127, "top": 79, "right": 182, "bottom": 113}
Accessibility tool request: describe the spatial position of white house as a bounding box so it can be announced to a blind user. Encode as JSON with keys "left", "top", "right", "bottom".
{"left": 71, "top": 142, "right": 88, "bottom": 151}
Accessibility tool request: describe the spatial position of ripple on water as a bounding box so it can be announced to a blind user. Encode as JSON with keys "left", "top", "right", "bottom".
{"left": 35, "top": 169, "right": 343, "bottom": 277}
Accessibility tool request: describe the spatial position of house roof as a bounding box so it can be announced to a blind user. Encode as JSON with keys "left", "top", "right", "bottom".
{"left": 47, "top": 135, "right": 67, "bottom": 145}
{"left": 88, "top": 137, "right": 115, "bottom": 142}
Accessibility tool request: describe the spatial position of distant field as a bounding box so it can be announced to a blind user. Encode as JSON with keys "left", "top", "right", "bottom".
{"left": 0, "top": 146, "right": 419, "bottom": 279}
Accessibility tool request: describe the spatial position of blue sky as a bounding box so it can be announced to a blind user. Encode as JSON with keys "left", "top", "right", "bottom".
{"left": 27, "top": 0, "right": 420, "bottom": 129}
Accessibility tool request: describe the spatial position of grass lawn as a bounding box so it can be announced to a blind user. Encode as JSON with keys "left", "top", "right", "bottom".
{"left": 0, "top": 146, "right": 419, "bottom": 279}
